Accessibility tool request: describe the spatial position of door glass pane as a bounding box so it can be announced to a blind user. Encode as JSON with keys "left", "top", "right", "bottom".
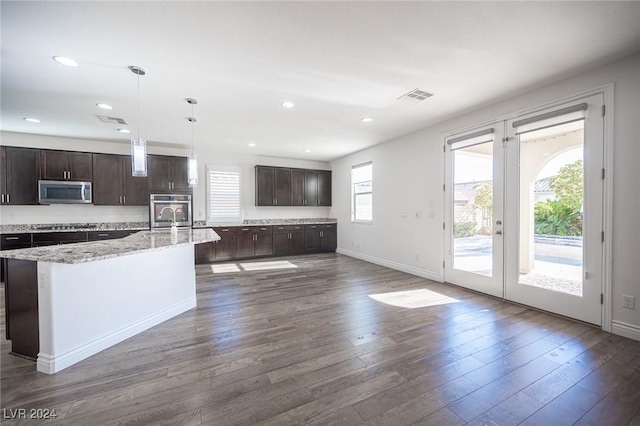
{"left": 453, "top": 141, "right": 493, "bottom": 276}
{"left": 518, "top": 121, "right": 584, "bottom": 296}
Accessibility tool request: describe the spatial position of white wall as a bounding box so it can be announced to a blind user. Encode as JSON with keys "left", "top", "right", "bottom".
{"left": 330, "top": 53, "right": 640, "bottom": 333}
{"left": 0, "top": 132, "right": 331, "bottom": 225}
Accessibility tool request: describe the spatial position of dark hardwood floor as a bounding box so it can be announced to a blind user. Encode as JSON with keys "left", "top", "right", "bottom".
{"left": 1, "top": 253, "right": 639, "bottom": 425}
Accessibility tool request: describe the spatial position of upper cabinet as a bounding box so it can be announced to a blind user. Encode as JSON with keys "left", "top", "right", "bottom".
{"left": 40, "top": 150, "right": 92, "bottom": 181}
{"left": 148, "top": 155, "right": 189, "bottom": 192}
{"left": 1, "top": 147, "right": 40, "bottom": 205}
{"left": 255, "top": 166, "right": 292, "bottom": 206}
{"left": 255, "top": 165, "right": 331, "bottom": 206}
{"left": 93, "top": 154, "right": 148, "bottom": 206}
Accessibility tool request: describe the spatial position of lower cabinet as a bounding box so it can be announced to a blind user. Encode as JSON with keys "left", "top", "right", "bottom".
{"left": 236, "top": 227, "right": 273, "bottom": 258}
{"left": 1, "top": 233, "right": 32, "bottom": 282}
{"left": 273, "top": 225, "right": 305, "bottom": 256}
{"left": 88, "top": 230, "right": 139, "bottom": 241}
{"left": 305, "top": 224, "right": 337, "bottom": 253}
{"left": 195, "top": 223, "right": 336, "bottom": 264}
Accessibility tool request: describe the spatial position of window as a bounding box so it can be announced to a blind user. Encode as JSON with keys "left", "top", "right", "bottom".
{"left": 207, "top": 167, "right": 241, "bottom": 223}
{"left": 351, "top": 162, "right": 373, "bottom": 222}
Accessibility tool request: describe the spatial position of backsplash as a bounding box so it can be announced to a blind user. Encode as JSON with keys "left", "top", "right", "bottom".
{"left": 1, "top": 222, "right": 150, "bottom": 234}
{"left": 193, "top": 218, "right": 337, "bottom": 227}
{"left": 0, "top": 204, "right": 148, "bottom": 225}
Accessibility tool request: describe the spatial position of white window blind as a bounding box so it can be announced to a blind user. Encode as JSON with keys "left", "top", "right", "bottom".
{"left": 352, "top": 162, "right": 373, "bottom": 222}
{"left": 207, "top": 169, "right": 241, "bottom": 222}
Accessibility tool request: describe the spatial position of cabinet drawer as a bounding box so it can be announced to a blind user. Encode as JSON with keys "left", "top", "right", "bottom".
{"left": 32, "top": 232, "right": 87, "bottom": 244}
{"left": 1, "top": 233, "right": 32, "bottom": 248}
{"left": 213, "top": 227, "right": 237, "bottom": 235}
{"left": 88, "top": 230, "right": 138, "bottom": 241}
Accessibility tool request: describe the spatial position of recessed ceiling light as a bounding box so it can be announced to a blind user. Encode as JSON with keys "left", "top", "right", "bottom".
{"left": 52, "top": 56, "right": 78, "bottom": 67}
{"left": 96, "top": 103, "right": 113, "bottom": 110}
{"left": 361, "top": 117, "right": 373, "bottom": 123}
{"left": 248, "top": 143, "right": 256, "bottom": 147}
{"left": 304, "top": 149, "right": 311, "bottom": 153}
{"left": 281, "top": 101, "right": 295, "bottom": 109}
{"left": 23, "top": 117, "right": 40, "bottom": 123}
{"left": 117, "top": 128, "right": 131, "bottom": 133}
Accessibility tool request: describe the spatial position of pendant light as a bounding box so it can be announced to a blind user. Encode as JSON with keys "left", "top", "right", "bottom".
{"left": 186, "top": 98, "right": 198, "bottom": 187}
{"left": 129, "top": 65, "right": 147, "bottom": 177}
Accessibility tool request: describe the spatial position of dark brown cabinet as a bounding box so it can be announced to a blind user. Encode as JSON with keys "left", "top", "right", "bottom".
{"left": 290, "top": 168, "right": 305, "bottom": 206}
{"left": 273, "top": 225, "right": 305, "bottom": 256}
{"left": 148, "top": 155, "right": 189, "bottom": 192}
{"left": 87, "top": 230, "right": 139, "bottom": 241}
{"left": 1, "top": 147, "right": 40, "bottom": 205}
{"left": 236, "top": 226, "right": 272, "bottom": 258}
{"left": 1, "top": 233, "right": 33, "bottom": 282}
{"left": 93, "top": 154, "right": 148, "bottom": 205}
{"left": 318, "top": 171, "right": 332, "bottom": 206}
{"left": 305, "top": 224, "right": 337, "bottom": 252}
{"left": 4, "top": 259, "right": 39, "bottom": 359}
{"left": 255, "top": 166, "right": 291, "bottom": 206}
{"left": 195, "top": 227, "right": 236, "bottom": 263}
{"left": 255, "top": 166, "right": 331, "bottom": 207}
{"left": 40, "top": 150, "right": 92, "bottom": 182}
{"left": 31, "top": 232, "right": 88, "bottom": 247}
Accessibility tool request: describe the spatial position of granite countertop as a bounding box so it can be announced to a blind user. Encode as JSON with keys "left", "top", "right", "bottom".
{"left": 0, "top": 228, "right": 219, "bottom": 265}
{"left": 192, "top": 218, "right": 338, "bottom": 228}
{"left": 0, "top": 222, "right": 150, "bottom": 234}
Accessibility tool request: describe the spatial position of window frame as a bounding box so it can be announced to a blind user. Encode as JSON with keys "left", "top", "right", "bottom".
{"left": 351, "top": 161, "right": 373, "bottom": 223}
{"left": 206, "top": 165, "right": 242, "bottom": 224}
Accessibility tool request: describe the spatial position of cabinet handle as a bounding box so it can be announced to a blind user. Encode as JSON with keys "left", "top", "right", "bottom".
{"left": 6, "top": 194, "right": 9, "bottom": 204}
{"left": 275, "top": 198, "right": 277, "bottom": 206}
{"left": 123, "top": 195, "right": 126, "bottom": 204}
{"left": 321, "top": 231, "right": 324, "bottom": 237}
{"left": 222, "top": 229, "right": 229, "bottom": 232}
{"left": 5, "top": 237, "right": 19, "bottom": 241}
{"left": 119, "top": 195, "right": 122, "bottom": 204}
{"left": 1, "top": 194, "right": 4, "bottom": 203}
{"left": 68, "top": 170, "right": 72, "bottom": 180}
{"left": 98, "top": 233, "right": 109, "bottom": 237}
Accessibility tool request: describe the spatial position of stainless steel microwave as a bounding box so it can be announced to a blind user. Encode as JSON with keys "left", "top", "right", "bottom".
{"left": 38, "top": 180, "right": 93, "bottom": 204}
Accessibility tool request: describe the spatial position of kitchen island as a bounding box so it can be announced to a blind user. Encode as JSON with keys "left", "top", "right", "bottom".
{"left": 0, "top": 228, "right": 219, "bottom": 374}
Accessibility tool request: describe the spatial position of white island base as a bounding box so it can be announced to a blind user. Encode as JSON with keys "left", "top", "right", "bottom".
{"left": 36, "top": 244, "right": 196, "bottom": 374}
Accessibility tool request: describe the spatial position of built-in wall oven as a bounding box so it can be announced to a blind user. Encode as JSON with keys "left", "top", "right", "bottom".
{"left": 149, "top": 194, "right": 192, "bottom": 229}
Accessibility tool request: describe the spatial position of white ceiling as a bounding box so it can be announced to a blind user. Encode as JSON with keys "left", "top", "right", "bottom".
{"left": 2, "top": 1, "right": 640, "bottom": 161}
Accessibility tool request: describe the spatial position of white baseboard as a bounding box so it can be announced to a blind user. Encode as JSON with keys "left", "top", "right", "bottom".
{"left": 611, "top": 320, "right": 640, "bottom": 342}
{"left": 336, "top": 248, "right": 442, "bottom": 283}
{"left": 37, "top": 298, "right": 196, "bottom": 374}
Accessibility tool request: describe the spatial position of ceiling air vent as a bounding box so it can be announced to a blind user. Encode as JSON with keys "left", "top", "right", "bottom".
{"left": 397, "top": 88, "right": 434, "bottom": 103}
{"left": 96, "top": 115, "right": 128, "bottom": 125}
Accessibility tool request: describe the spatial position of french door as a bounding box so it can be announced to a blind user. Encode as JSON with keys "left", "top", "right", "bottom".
{"left": 445, "top": 94, "right": 604, "bottom": 325}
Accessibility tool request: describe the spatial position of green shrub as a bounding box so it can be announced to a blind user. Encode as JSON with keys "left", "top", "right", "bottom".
{"left": 454, "top": 221, "right": 477, "bottom": 238}
{"left": 534, "top": 199, "right": 582, "bottom": 236}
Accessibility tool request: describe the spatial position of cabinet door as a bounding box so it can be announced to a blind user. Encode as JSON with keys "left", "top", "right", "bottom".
{"left": 0, "top": 147, "right": 6, "bottom": 198}
{"left": 148, "top": 155, "right": 172, "bottom": 191}
{"left": 195, "top": 242, "right": 215, "bottom": 264}
{"left": 40, "top": 150, "right": 67, "bottom": 180}
{"left": 170, "top": 157, "right": 189, "bottom": 191}
{"left": 254, "top": 227, "right": 273, "bottom": 256}
{"left": 68, "top": 152, "right": 93, "bottom": 181}
{"left": 235, "top": 228, "right": 255, "bottom": 258}
{"left": 214, "top": 227, "right": 236, "bottom": 260}
{"left": 273, "top": 227, "right": 291, "bottom": 255}
{"left": 290, "top": 168, "right": 305, "bottom": 206}
{"left": 305, "top": 225, "right": 321, "bottom": 252}
{"left": 123, "top": 156, "right": 149, "bottom": 205}
{"left": 93, "top": 154, "right": 123, "bottom": 205}
{"left": 318, "top": 171, "right": 332, "bottom": 206}
{"left": 5, "top": 147, "right": 40, "bottom": 205}
{"left": 274, "top": 168, "right": 291, "bottom": 206}
{"left": 304, "top": 170, "right": 318, "bottom": 206}
{"left": 255, "top": 166, "right": 275, "bottom": 206}
{"left": 321, "top": 225, "right": 337, "bottom": 252}
{"left": 290, "top": 227, "right": 306, "bottom": 254}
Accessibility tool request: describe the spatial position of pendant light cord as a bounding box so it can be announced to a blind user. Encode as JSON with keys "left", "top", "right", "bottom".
{"left": 191, "top": 102, "right": 195, "bottom": 156}
{"left": 137, "top": 73, "right": 141, "bottom": 141}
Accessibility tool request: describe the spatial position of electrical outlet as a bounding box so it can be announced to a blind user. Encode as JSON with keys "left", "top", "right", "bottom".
{"left": 623, "top": 295, "right": 636, "bottom": 310}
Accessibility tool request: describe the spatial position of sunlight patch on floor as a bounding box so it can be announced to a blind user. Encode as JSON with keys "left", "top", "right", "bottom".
{"left": 240, "top": 261, "right": 298, "bottom": 271}
{"left": 211, "top": 260, "right": 298, "bottom": 274}
{"left": 369, "top": 288, "right": 460, "bottom": 309}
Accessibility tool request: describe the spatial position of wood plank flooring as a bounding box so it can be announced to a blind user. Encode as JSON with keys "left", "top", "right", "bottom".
{"left": 1, "top": 253, "right": 639, "bottom": 425}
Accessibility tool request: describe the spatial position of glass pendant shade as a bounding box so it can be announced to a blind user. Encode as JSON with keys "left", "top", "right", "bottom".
{"left": 131, "top": 138, "right": 147, "bottom": 177}
{"left": 188, "top": 154, "right": 198, "bottom": 186}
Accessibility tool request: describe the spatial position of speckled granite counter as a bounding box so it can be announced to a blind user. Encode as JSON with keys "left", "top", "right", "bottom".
{"left": 0, "top": 228, "right": 218, "bottom": 265}
{"left": 0, "top": 222, "right": 150, "bottom": 234}
{"left": 192, "top": 218, "right": 337, "bottom": 228}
